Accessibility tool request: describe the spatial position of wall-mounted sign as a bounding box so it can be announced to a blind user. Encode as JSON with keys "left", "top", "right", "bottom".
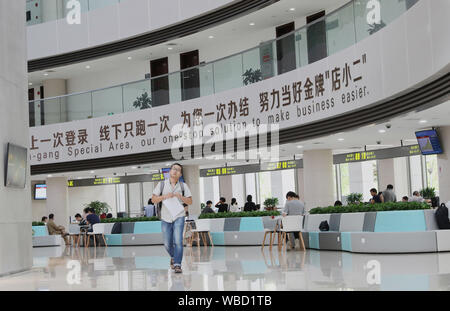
{"left": 260, "top": 159, "right": 302, "bottom": 171}
{"left": 333, "top": 145, "right": 421, "bottom": 164}
{"left": 67, "top": 173, "right": 164, "bottom": 187}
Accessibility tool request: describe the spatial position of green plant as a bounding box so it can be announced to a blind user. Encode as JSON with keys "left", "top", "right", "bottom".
{"left": 199, "top": 210, "right": 280, "bottom": 219}
{"left": 32, "top": 222, "right": 45, "bottom": 226}
{"left": 132, "top": 91, "right": 152, "bottom": 110}
{"left": 242, "top": 68, "right": 262, "bottom": 85}
{"left": 347, "top": 193, "right": 364, "bottom": 205}
{"left": 309, "top": 202, "right": 430, "bottom": 214}
{"left": 84, "top": 201, "right": 110, "bottom": 216}
{"left": 420, "top": 187, "right": 436, "bottom": 199}
{"left": 263, "top": 197, "right": 279, "bottom": 211}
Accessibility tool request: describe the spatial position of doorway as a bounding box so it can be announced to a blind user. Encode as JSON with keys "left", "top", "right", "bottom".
{"left": 180, "top": 50, "right": 200, "bottom": 101}
{"left": 150, "top": 57, "right": 169, "bottom": 107}
{"left": 276, "top": 22, "right": 296, "bottom": 74}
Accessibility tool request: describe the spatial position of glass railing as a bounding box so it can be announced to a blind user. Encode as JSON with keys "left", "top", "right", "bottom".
{"left": 29, "top": 0, "right": 419, "bottom": 127}
{"left": 26, "top": 0, "right": 126, "bottom": 26}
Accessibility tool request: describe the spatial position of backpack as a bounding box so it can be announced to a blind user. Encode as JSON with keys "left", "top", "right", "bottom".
{"left": 435, "top": 203, "right": 450, "bottom": 229}
{"left": 156, "top": 180, "right": 185, "bottom": 219}
{"left": 319, "top": 220, "right": 329, "bottom": 231}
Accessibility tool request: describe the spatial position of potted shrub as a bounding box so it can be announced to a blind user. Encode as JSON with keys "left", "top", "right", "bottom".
{"left": 84, "top": 201, "right": 110, "bottom": 216}
{"left": 133, "top": 91, "right": 152, "bottom": 110}
{"left": 420, "top": 187, "right": 436, "bottom": 200}
{"left": 347, "top": 193, "right": 364, "bottom": 205}
{"left": 242, "top": 68, "right": 262, "bottom": 85}
{"left": 263, "top": 197, "right": 279, "bottom": 211}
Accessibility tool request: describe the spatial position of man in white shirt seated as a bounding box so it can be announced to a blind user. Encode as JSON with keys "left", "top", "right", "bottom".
{"left": 410, "top": 191, "right": 431, "bottom": 203}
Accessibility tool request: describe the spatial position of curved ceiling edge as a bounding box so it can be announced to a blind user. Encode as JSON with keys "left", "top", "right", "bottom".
{"left": 27, "top": 0, "right": 279, "bottom": 73}
{"left": 30, "top": 72, "right": 450, "bottom": 175}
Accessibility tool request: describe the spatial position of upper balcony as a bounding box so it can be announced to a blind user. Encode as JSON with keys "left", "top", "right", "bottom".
{"left": 29, "top": 0, "right": 431, "bottom": 128}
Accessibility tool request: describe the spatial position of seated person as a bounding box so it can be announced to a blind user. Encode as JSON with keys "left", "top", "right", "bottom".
{"left": 282, "top": 192, "right": 305, "bottom": 250}
{"left": 47, "top": 214, "right": 71, "bottom": 245}
{"left": 41, "top": 216, "right": 48, "bottom": 224}
{"left": 215, "top": 197, "right": 229, "bottom": 213}
{"left": 410, "top": 191, "right": 431, "bottom": 203}
{"left": 243, "top": 195, "right": 256, "bottom": 212}
{"left": 402, "top": 196, "right": 409, "bottom": 202}
{"left": 230, "top": 198, "right": 240, "bottom": 213}
{"left": 201, "top": 201, "right": 216, "bottom": 214}
{"left": 370, "top": 188, "right": 382, "bottom": 204}
{"left": 106, "top": 213, "right": 113, "bottom": 219}
{"left": 334, "top": 200, "right": 343, "bottom": 206}
{"left": 75, "top": 213, "right": 89, "bottom": 232}
{"left": 85, "top": 208, "right": 101, "bottom": 232}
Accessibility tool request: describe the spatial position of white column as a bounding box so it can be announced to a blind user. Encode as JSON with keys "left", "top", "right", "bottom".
{"left": 438, "top": 126, "right": 450, "bottom": 203}
{"left": 297, "top": 168, "right": 305, "bottom": 199}
{"left": 219, "top": 175, "right": 233, "bottom": 204}
{"left": 0, "top": 0, "right": 32, "bottom": 276}
{"left": 377, "top": 158, "right": 395, "bottom": 192}
{"left": 183, "top": 165, "right": 201, "bottom": 216}
{"left": 303, "top": 150, "right": 334, "bottom": 211}
{"left": 47, "top": 177, "right": 69, "bottom": 227}
{"left": 43, "top": 79, "right": 67, "bottom": 124}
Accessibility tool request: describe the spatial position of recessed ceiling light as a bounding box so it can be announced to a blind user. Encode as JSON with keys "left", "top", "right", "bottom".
{"left": 378, "top": 129, "right": 386, "bottom": 133}
{"left": 289, "top": 8, "right": 295, "bottom": 11}
{"left": 338, "top": 138, "right": 345, "bottom": 141}
{"left": 85, "top": 65, "right": 91, "bottom": 69}
{"left": 90, "top": 170, "right": 95, "bottom": 174}
{"left": 77, "top": 177, "right": 82, "bottom": 180}
{"left": 131, "top": 166, "right": 137, "bottom": 169}
{"left": 249, "top": 22, "right": 255, "bottom": 26}
{"left": 168, "top": 47, "right": 173, "bottom": 50}
{"left": 419, "top": 120, "right": 428, "bottom": 123}
{"left": 43, "top": 73, "right": 49, "bottom": 76}
{"left": 29, "top": 82, "right": 33, "bottom": 86}
{"left": 208, "top": 35, "right": 214, "bottom": 39}
{"left": 127, "top": 56, "right": 132, "bottom": 60}
{"left": 297, "top": 145, "right": 303, "bottom": 149}
{"left": 47, "top": 175, "right": 52, "bottom": 178}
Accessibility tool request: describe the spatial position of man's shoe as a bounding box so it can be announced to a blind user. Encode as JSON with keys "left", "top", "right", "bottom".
{"left": 174, "top": 266, "right": 183, "bottom": 274}
{"left": 170, "top": 258, "right": 175, "bottom": 270}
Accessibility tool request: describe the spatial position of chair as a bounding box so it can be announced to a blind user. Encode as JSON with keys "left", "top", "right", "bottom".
{"left": 190, "top": 219, "right": 213, "bottom": 247}
{"left": 262, "top": 216, "right": 280, "bottom": 250}
{"left": 68, "top": 224, "right": 81, "bottom": 247}
{"left": 86, "top": 224, "right": 108, "bottom": 247}
{"left": 280, "top": 215, "right": 305, "bottom": 251}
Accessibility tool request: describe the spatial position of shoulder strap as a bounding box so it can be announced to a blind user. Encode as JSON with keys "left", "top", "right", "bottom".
{"left": 160, "top": 180, "right": 165, "bottom": 195}
{"left": 180, "top": 181, "right": 185, "bottom": 196}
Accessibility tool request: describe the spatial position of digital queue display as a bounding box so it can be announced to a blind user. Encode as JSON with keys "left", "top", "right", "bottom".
{"left": 415, "top": 130, "right": 443, "bottom": 155}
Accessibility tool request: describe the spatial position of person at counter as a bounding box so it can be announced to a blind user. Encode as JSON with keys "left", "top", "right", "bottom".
{"left": 201, "top": 201, "right": 216, "bottom": 214}
{"left": 215, "top": 197, "right": 229, "bottom": 213}
{"left": 370, "top": 188, "right": 382, "bottom": 204}
{"left": 383, "top": 184, "right": 397, "bottom": 202}
{"left": 402, "top": 196, "right": 409, "bottom": 202}
{"left": 410, "top": 191, "right": 431, "bottom": 203}
{"left": 230, "top": 198, "right": 240, "bottom": 212}
{"left": 85, "top": 208, "right": 100, "bottom": 232}
{"left": 243, "top": 195, "right": 256, "bottom": 212}
{"left": 144, "top": 198, "right": 156, "bottom": 217}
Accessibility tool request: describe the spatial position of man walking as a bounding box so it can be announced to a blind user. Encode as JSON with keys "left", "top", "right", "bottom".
{"left": 152, "top": 163, "right": 192, "bottom": 273}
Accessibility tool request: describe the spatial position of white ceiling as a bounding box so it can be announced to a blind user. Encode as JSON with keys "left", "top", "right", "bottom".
{"left": 27, "top": 0, "right": 348, "bottom": 85}
{"left": 31, "top": 99, "right": 450, "bottom": 181}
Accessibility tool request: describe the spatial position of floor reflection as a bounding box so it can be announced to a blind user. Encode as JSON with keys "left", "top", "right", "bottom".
{"left": 0, "top": 245, "right": 450, "bottom": 291}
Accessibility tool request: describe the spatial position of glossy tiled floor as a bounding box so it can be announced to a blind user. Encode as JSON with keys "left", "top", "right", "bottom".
{"left": 1, "top": 245, "right": 450, "bottom": 291}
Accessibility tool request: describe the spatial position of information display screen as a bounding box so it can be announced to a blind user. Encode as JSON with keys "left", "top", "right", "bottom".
{"left": 34, "top": 184, "right": 47, "bottom": 200}
{"left": 415, "top": 130, "right": 443, "bottom": 155}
